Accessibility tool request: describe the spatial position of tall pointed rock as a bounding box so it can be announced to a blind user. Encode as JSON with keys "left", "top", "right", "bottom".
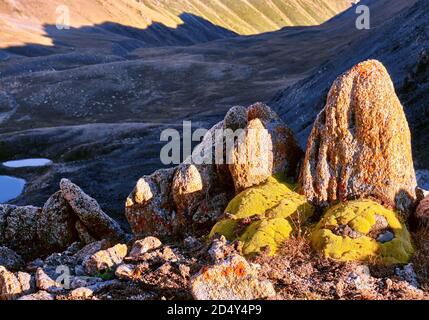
{"left": 300, "top": 60, "right": 417, "bottom": 213}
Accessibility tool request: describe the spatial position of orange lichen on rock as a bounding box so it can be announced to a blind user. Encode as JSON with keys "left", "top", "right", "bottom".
{"left": 300, "top": 60, "right": 417, "bottom": 213}
{"left": 190, "top": 254, "right": 275, "bottom": 300}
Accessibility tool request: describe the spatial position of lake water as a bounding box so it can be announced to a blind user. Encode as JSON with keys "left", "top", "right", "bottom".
{"left": 0, "top": 176, "right": 26, "bottom": 203}
{"left": 0, "top": 158, "right": 53, "bottom": 203}
{"left": 2, "top": 158, "right": 52, "bottom": 168}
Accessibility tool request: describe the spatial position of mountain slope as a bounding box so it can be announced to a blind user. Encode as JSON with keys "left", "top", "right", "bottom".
{"left": 0, "top": 0, "right": 354, "bottom": 52}
{"left": 271, "top": 0, "right": 428, "bottom": 167}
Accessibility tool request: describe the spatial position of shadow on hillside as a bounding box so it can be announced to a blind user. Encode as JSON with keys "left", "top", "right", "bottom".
{"left": 1, "top": 12, "right": 238, "bottom": 58}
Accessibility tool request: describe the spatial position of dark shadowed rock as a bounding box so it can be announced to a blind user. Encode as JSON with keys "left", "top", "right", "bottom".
{"left": 60, "top": 179, "right": 126, "bottom": 242}
{"left": 300, "top": 60, "right": 417, "bottom": 213}
{"left": 37, "top": 191, "right": 78, "bottom": 253}
{"left": 0, "top": 204, "right": 41, "bottom": 259}
{"left": 415, "top": 195, "right": 429, "bottom": 230}
{"left": 0, "top": 247, "right": 24, "bottom": 271}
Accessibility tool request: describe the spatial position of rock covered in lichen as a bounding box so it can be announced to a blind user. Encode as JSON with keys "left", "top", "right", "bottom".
{"left": 210, "top": 175, "right": 314, "bottom": 256}
{"left": 125, "top": 168, "right": 178, "bottom": 238}
{"left": 311, "top": 199, "right": 414, "bottom": 264}
{"left": 228, "top": 103, "right": 303, "bottom": 192}
{"left": 301, "top": 60, "right": 417, "bottom": 213}
{"left": 190, "top": 254, "right": 275, "bottom": 300}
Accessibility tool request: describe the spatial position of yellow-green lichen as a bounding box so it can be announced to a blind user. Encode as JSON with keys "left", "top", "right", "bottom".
{"left": 210, "top": 176, "right": 314, "bottom": 256}
{"left": 311, "top": 199, "right": 414, "bottom": 265}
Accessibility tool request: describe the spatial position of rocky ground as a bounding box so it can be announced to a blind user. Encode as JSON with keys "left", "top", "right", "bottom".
{"left": 2, "top": 60, "right": 429, "bottom": 300}
{"left": 1, "top": 0, "right": 425, "bottom": 221}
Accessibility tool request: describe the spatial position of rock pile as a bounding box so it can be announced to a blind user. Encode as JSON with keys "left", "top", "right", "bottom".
{"left": 125, "top": 103, "right": 302, "bottom": 239}
{"left": 1, "top": 59, "right": 427, "bottom": 300}
{"left": 0, "top": 179, "right": 126, "bottom": 260}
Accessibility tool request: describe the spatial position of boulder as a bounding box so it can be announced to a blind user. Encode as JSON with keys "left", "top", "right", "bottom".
{"left": 129, "top": 237, "right": 162, "bottom": 258}
{"left": 37, "top": 191, "right": 78, "bottom": 253}
{"left": 190, "top": 254, "right": 276, "bottom": 300}
{"left": 126, "top": 103, "right": 302, "bottom": 239}
{"left": 228, "top": 103, "right": 303, "bottom": 192}
{"left": 0, "top": 204, "right": 41, "bottom": 259}
{"left": 415, "top": 195, "right": 429, "bottom": 230}
{"left": 0, "top": 267, "right": 33, "bottom": 300}
{"left": 210, "top": 176, "right": 314, "bottom": 256}
{"left": 83, "top": 244, "right": 128, "bottom": 275}
{"left": 60, "top": 179, "right": 125, "bottom": 242}
{"left": 311, "top": 199, "right": 414, "bottom": 264}
{"left": 126, "top": 168, "right": 177, "bottom": 238}
{"left": 0, "top": 247, "right": 24, "bottom": 270}
{"left": 300, "top": 60, "right": 417, "bottom": 213}
{"left": 35, "top": 268, "right": 64, "bottom": 293}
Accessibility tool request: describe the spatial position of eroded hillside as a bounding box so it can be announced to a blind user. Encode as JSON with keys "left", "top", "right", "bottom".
{"left": 0, "top": 0, "right": 354, "bottom": 51}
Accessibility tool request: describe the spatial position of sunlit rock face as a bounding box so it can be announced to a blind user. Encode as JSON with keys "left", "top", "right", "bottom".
{"left": 300, "top": 60, "right": 417, "bottom": 214}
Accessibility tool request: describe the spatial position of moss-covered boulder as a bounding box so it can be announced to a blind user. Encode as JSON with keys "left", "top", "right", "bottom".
{"left": 311, "top": 200, "right": 414, "bottom": 265}
{"left": 210, "top": 176, "right": 314, "bottom": 256}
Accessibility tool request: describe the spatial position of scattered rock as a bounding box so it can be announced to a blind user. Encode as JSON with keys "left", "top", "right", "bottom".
{"left": 73, "top": 240, "right": 109, "bottom": 265}
{"left": 0, "top": 266, "right": 33, "bottom": 300}
{"left": 191, "top": 254, "right": 276, "bottom": 300}
{"left": 84, "top": 244, "right": 128, "bottom": 275}
{"left": 115, "top": 264, "right": 137, "bottom": 280}
{"left": 68, "top": 280, "right": 120, "bottom": 300}
{"left": 18, "top": 290, "right": 54, "bottom": 300}
{"left": 60, "top": 179, "right": 125, "bottom": 242}
{"left": 208, "top": 236, "right": 233, "bottom": 263}
{"left": 129, "top": 237, "right": 162, "bottom": 258}
{"left": 0, "top": 247, "right": 24, "bottom": 270}
{"left": 35, "top": 268, "right": 63, "bottom": 293}
{"left": 69, "top": 287, "right": 94, "bottom": 299}
{"left": 300, "top": 60, "right": 417, "bottom": 213}
{"left": 70, "top": 276, "right": 102, "bottom": 290}
{"left": 395, "top": 264, "right": 419, "bottom": 288}
{"left": 311, "top": 200, "right": 414, "bottom": 264}
{"left": 183, "top": 236, "right": 202, "bottom": 251}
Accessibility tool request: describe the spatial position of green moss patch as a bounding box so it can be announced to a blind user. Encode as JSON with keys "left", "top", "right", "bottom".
{"left": 311, "top": 200, "right": 414, "bottom": 265}
{"left": 210, "top": 176, "right": 314, "bottom": 256}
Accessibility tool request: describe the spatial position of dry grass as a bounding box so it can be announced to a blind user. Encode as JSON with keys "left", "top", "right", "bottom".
{"left": 252, "top": 229, "right": 429, "bottom": 300}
